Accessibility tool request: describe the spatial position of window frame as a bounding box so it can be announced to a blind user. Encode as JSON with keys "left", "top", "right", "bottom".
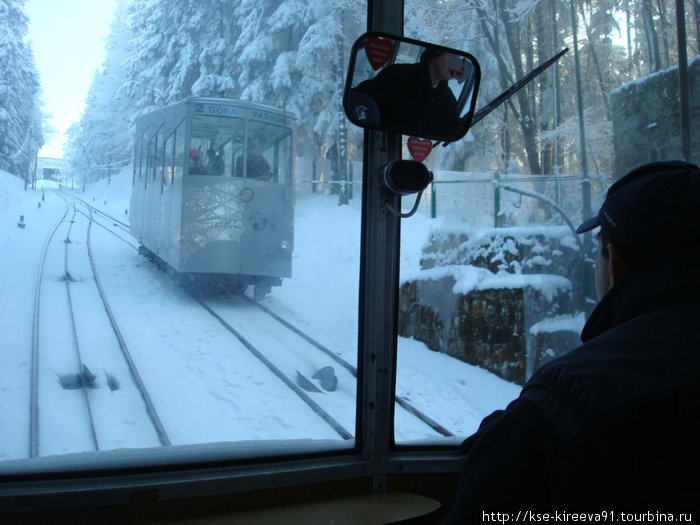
{"left": 3, "top": 0, "right": 695, "bottom": 513}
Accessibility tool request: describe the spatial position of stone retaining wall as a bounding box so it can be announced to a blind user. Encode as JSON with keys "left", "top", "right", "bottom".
{"left": 399, "top": 227, "right": 585, "bottom": 384}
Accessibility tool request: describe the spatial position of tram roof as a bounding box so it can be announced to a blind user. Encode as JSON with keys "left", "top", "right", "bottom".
{"left": 187, "top": 96, "right": 294, "bottom": 116}
{"left": 134, "top": 97, "right": 296, "bottom": 134}
{"left": 137, "top": 97, "right": 295, "bottom": 118}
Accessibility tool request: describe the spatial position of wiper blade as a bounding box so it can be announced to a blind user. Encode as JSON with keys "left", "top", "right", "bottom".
{"left": 471, "top": 47, "right": 569, "bottom": 128}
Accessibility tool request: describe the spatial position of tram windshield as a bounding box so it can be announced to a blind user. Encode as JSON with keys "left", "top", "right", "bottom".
{"left": 188, "top": 114, "right": 292, "bottom": 183}
{"left": 189, "top": 114, "right": 244, "bottom": 177}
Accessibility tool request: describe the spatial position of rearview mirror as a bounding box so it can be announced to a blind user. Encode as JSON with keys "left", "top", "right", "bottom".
{"left": 343, "top": 32, "right": 481, "bottom": 143}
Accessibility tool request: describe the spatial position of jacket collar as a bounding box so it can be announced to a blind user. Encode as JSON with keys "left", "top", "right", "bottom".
{"left": 581, "top": 253, "right": 700, "bottom": 342}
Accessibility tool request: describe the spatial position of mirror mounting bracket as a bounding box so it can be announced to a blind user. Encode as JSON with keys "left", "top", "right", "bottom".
{"left": 382, "top": 190, "right": 426, "bottom": 219}
{"left": 376, "top": 160, "right": 432, "bottom": 219}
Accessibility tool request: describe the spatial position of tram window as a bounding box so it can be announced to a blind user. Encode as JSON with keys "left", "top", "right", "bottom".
{"left": 133, "top": 134, "right": 143, "bottom": 183}
{"left": 189, "top": 114, "right": 245, "bottom": 176}
{"left": 145, "top": 133, "right": 157, "bottom": 187}
{"left": 5, "top": 0, "right": 697, "bottom": 516}
{"left": 246, "top": 120, "right": 293, "bottom": 184}
{"left": 135, "top": 132, "right": 147, "bottom": 183}
{"left": 164, "top": 131, "right": 174, "bottom": 187}
{"left": 153, "top": 130, "right": 162, "bottom": 182}
{"left": 174, "top": 119, "right": 185, "bottom": 184}
{"left": 3, "top": 0, "right": 367, "bottom": 489}
{"left": 157, "top": 131, "right": 167, "bottom": 189}
{"left": 139, "top": 132, "right": 148, "bottom": 184}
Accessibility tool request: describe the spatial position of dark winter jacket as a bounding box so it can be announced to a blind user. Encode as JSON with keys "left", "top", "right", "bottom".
{"left": 445, "top": 253, "right": 700, "bottom": 522}
{"left": 351, "top": 60, "right": 459, "bottom": 139}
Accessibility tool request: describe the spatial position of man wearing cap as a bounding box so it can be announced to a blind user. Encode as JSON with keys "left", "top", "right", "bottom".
{"left": 445, "top": 161, "right": 700, "bottom": 522}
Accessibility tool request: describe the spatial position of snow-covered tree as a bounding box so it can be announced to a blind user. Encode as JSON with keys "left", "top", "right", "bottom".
{"left": 232, "top": 0, "right": 364, "bottom": 189}
{"left": 121, "top": 0, "right": 239, "bottom": 114}
{"left": 120, "top": 0, "right": 180, "bottom": 114}
{"left": 0, "top": 0, "right": 44, "bottom": 182}
{"left": 69, "top": 0, "right": 695, "bottom": 192}
{"left": 403, "top": 0, "right": 633, "bottom": 179}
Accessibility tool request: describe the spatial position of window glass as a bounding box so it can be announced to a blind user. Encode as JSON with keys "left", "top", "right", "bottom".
{"left": 155, "top": 129, "right": 165, "bottom": 183}
{"left": 174, "top": 119, "right": 185, "bottom": 185}
{"left": 247, "top": 120, "right": 293, "bottom": 184}
{"left": 396, "top": 0, "right": 695, "bottom": 443}
{"left": 133, "top": 132, "right": 144, "bottom": 182}
{"left": 163, "top": 131, "right": 174, "bottom": 187}
{"left": 140, "top": 132, "right": 149, "bottom": 185}
{"left": 1, "top": 1, "right": 365, "bottom": 472}
{"left": 189, "top": 114, "right": 245, "bottom": 177}
{"left": 146, "top": 132, "right": 157, "bottom": 185}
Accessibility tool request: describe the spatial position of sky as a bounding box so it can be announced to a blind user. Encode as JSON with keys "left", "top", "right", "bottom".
{"left": 25, "top": 0, "right": 118, "bottom": 159}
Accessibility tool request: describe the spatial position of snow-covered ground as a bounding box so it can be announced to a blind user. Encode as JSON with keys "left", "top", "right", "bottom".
{"left": 0, "top": 168, "right": 520, "bottom": 472}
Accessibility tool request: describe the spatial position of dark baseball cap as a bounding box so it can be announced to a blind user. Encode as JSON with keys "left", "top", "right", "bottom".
{"left": 576, "top": 161, "right": 700, "bottom": 256}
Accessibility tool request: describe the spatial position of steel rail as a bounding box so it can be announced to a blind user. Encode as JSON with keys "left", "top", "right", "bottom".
{"left": 64, "top": 208, "right": 100, "bottom": 450}
{"left": 68, "top": 193, "right": 130, "bottom": 230}
{"left": 30, "top": 195, "right": 70, "bottom": 458}
{"left": 84, "top": 208, "right": 171, "bottom": 447}
{"left": 195, "top": 297, "right": 354, "bottom": 441}
{"left": 76, "top": 208, "right": 138, "bottom": 250}
{"left": 248, "top": 298, "right": 453, "bottom": 438}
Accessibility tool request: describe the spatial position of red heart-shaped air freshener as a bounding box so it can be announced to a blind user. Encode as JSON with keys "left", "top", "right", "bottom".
{"left": 365, "top": 36, "right": 394, "bottom": 71}
{"left": 407, "top": 136, "right": 432, "bottom": 162}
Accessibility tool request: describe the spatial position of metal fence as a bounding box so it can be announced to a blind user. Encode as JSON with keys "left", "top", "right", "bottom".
{"left": 293, "top": 159, "right": 608, "bottom": 233}
{"left": 424, "top": 170, "right": 608, "bottom": 235}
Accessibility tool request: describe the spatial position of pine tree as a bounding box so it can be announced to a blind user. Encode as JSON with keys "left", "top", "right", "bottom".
{"left": 0, "top": 0, "right": 44, "bottom": 182}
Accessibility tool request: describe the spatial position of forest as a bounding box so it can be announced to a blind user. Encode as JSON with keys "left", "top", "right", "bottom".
{"left": 1, "top": 0, "right": 698, "bottom": 186}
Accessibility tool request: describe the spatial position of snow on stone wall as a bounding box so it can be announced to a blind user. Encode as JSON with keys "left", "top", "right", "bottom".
{"left": 399, "top": 226, "right": 586, "bottom": 384}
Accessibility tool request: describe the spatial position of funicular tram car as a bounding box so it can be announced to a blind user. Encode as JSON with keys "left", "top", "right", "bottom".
{"left": 130, "top": 97, "right": 295, "bottom": 297}
{"left": 1, "top": 0, "right": 696, "bottom": 522}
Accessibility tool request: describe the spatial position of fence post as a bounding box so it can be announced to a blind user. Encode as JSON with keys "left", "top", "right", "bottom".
{"left": 430, "top": 181, "right": 436, "bottom": 218}
{"left": 494, "top": 172, "right": 501, "bottom": 227}
{"left": 581, "top": 175, "right": 593, "bottom": 313}
{"left": 349, "top": 161, "right": 354, "bottom": 201}
{"left": 312, "top": 160, "right": 317, "bottom": 193}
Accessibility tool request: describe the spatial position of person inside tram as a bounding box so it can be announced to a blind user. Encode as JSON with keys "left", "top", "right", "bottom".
{"left": 236, "top": 146, "right": 272, "bottom": 181}
{"left": 205, "top": 147, "right": 224, "bottom": 176}
{"left": 189, "top": 148, "right": 203, "bottom": 174}
{"left": 350, "top": 48, "right": 462, "bottom": 138}
{"left": 444, "top": 161, "right": 700, "bottom": 521}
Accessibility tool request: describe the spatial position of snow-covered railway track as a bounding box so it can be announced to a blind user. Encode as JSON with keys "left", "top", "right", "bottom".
{"left": 71, "top": 203, "right": 453, "bottom": 442}
{"left": 198, "top": 295, "right": 453, "bottom": 441}
{"left": 29, "top": 198, "right": 170, "bottom": 458}
{"left": 195, "top": 297, "right": 353, "bottom": 440}
{"left": 69, "top": 194, "right": 131, "bottom": 234}
{"left": 248, "top": 298, "right": 454, "bottom": 438}
{"left": 66, "top": 193, "right": 137, "bottom": 250}
{"left": 28, "top": 195, "right": 71, "bottom": 458}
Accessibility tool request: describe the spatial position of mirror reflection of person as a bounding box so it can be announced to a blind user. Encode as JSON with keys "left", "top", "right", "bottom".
{"left": 350, "top": 48, "right": 461, "bottom": 138}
